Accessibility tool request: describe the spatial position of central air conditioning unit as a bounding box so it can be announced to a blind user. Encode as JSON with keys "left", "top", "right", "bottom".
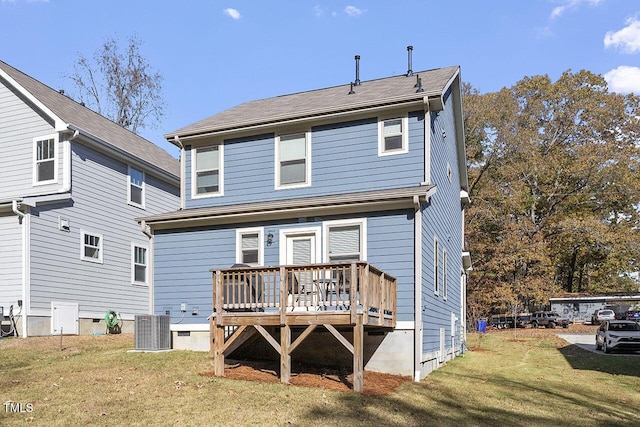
{"left": 134, "top": 315, "right": 171, "bottom": 351}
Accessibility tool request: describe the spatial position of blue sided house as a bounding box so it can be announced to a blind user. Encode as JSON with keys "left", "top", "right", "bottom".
{"left": 140, "top": 54, "right": 472, "bottom": 390}
{"left": 0, "top": 60, "right": 180, "bottom": 338}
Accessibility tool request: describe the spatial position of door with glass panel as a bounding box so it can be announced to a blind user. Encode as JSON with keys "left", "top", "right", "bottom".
{"left": 285, "top": 233, "right": 318, "bottom": 310}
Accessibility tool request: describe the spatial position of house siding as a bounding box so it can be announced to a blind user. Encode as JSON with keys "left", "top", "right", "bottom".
{"left": 184, "top": 112, "right": 425, "bottom": 209}
{"left": 28, "top": 141, "right": 179, "bottom": 318}
{"left": 153, "top": 210, "right": 415, "bottom": 324}
{"left": 0, "top": 80, "right": 64, "bottom": 199}
{"left": 421, "top": 89, "right": 464, "bottom": 354}
{"left": 0, "top": 213, "right": 23, "bottom": 311}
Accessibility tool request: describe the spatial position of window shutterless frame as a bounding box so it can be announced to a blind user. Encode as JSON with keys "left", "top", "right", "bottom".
{"left": 275, "top": 132, "right": 311, "bottom": 189}
{"left": 236, "top": 227, "right": 264, "bottom": 266}
{"left": 322, "top": 218, "right": 367, "bottom": 263}
{"left": 192, "top": 144, "right": 224, "bottom": 198}
{"left": 33, "top": 134, "right": 58, "bottom": 185}
{"left": 378, "top": 116, "right": 409, "bottom": 156}
{"left": 128, "top": 166, "right": 145, "bottom": 208}
{"left": 131, "top": 243, "right": 148, "bottom": 285}
{"left": 80, "top": 230, "right": 103, "bottom": 264}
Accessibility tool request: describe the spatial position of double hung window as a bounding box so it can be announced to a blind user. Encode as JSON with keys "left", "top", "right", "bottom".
{"left": 128, "top": 166, "right": 145, "bottom": 208}
{"left": 132, "top": 244, "right": 148, "bottom": 285}
{"left": 193, "top": 145, "right": 222, "bottom": 196}
{"left": 276, "top": 132, "right": 310, "bottom": 188}
{"left": 34, "top": 135, "right": 57, "bottom": 184}
{"left": 378, "top": 116, "right": 408, "bottom": 155}
{"left": 236, "top": 228, "right": 264, "bottom": 266}
{"left": 81, "top": 231, "right": 103, "bottom": 263}
{"left": 324, "top": 219, "right": 366, "bottom": 263}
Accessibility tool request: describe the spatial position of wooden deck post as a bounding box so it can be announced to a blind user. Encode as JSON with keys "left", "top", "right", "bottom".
{"left": 213, "top": 320, "right": 225, "bottom": 376}
{"left": 280, "top": 325, "right": 291, "bottom": 384}
{"left": 353, "top": 314, "right": 364, "bottom": 393}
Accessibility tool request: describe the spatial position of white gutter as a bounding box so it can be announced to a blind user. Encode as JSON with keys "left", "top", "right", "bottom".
{"left": 413, "top": 195, "right": 423, "bottom": 382}
{"left": 140, "top": 220, "right": 154, "bottom": 314}
{"left": 11, "top": 200, "right": 29, "bottom": 337}
{"left": 173, "top": 135, "right": 186, "bottom": 210}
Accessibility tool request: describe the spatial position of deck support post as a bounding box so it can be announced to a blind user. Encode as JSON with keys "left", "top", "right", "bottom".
{"left": 353, "top": 314, "right": 364, "bottom": 393}
{"left": 212, "top": 320, "right": 225, "bottom": 376}
{"left": 280, "top": 325, "right": 291, "bottom": 384}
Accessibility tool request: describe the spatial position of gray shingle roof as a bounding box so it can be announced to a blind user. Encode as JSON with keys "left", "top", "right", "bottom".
{"left": 0, "top": 60, "right": 179, "bottom": 179}
{"left": 166, "top": 66, "right": 460, "bottom": 139}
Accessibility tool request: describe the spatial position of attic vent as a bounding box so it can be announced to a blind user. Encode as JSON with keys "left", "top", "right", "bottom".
{"left": 406, "top": 46, "right": 413, "bottom": 77}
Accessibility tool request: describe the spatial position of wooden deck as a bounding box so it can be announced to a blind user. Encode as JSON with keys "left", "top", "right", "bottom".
{"left": 209, "top": 262, "right": 397, "bottom": 392}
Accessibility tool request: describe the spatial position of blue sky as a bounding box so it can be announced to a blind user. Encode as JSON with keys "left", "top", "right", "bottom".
{"left": 1, "top": 0, "right": 639, "bottom": 158}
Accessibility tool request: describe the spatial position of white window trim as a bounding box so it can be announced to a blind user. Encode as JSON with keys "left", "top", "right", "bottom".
{"left": 322, "top": 218, "right": 367, "bottom": 263}
{"left": 127, "top": 165, "right": 146, "bottom": 209}
{"left": 191, "top": 144, "right": 224, "bottom": 199}
{"left": 443, "top": 249, "right": 448, "bottom": 300}
{"left": 378, "top": 115, "right": 409, "bottom": 156}
{"left": 131, "top": 242, "right": 149, "bottom": 286}
{"left": 33, "top": 134, "right": 59, "bottom": 186}
{"left": 80, "top": 230, "right": 103, "bottom": 264}
{"left": 278, "top": 227, "right": 322, "bottom": 265}
{"left": 434, "top": 236, "right": 440, "bottom": 296}
{"left": 236, "top": 227, "right": 264, "bottom": 266}
{"left": 275, "top": 131, "right": 312, "bottom": 190}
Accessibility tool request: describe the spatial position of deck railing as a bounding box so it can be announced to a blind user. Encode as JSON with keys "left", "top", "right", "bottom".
{"left": 211, "top": 262, "right": 396, "bottom": 325}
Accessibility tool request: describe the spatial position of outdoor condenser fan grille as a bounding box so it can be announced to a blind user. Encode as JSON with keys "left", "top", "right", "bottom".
{"left": 134, "top": 315, "right": 170, "bottom": 350}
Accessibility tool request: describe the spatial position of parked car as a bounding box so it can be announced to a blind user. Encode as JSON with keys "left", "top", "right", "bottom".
{"left": 628, "top": 310, "right": 640, "bottom": 322}
{"left": 591, "top": 309, "right": 616, "bottom": 325}
{"left": 595, "top": 320, "right": 640, "bottom": 353}
{"left": 530, "top": 311, "right": 571, "bottom": 329}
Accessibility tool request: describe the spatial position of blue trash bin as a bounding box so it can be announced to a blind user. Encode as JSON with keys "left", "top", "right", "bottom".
{"left": 477, "top": 319, "right": 487, "bottom": 333}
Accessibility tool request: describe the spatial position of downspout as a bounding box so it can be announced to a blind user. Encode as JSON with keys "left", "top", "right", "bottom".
{"left": 12, "top": 201, "right": 28, "bottom": 337}
{"left": 140, "top": 220, "right": 154, "bottom": 314}
{"left": 413, "top": 195, "right": 423, "bottom": 382}
{"left": 59, "top": 129, "right": 79, "bottom": 194}
{"left": 173, "top": 135, "right": 186, "bottom": 210}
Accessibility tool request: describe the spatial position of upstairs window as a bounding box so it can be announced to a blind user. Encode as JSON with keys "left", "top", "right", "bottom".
{"left": 378, "top": 116, "right": 408, "bottom": 156}
{"left": 132, "top": 244, "right": 148, "bottom": 285}
{"left": 324, "top": 219, "right": 366, "bottom": 262}
{"left": 128, "top": 166, "right": 145, "bottom": 208}
{"left": 34, "top": 135, "right": 57, "bottom": 184}
{"left": 276, "top": 132, "right": 310, "bottom": 189}
{"left": 193, "top": 145, "right": 223, "bottom": 197}
{"left": 236, "top": 228, "right": 264, "bottom": 266}
{"left": 81, "top": 230, "right": 103, "bottom": 263}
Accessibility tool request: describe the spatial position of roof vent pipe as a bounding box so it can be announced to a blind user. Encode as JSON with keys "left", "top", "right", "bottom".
{"left": 354, "top": 55, "right": 361, "bottom": 86}
{"left": 348, "top": 82, "right": 355, "bottom": 95}
{"left": 414, "top": 74, "right": 420, "bottom": 88}
{"left": 416, "top": 77, "right": 424, "bottom": 93}
{"left": 406, "top": 46, "right": 413, "bottom": 77}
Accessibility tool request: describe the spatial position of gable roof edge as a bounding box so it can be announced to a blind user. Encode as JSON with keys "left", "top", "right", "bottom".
{"left": 0, "top": 67, "right": 67, "bottom": 131}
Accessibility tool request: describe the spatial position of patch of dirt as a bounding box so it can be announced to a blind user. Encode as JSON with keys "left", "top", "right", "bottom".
{"left": 201, "top": 359, "right": 412, "bottom": 395}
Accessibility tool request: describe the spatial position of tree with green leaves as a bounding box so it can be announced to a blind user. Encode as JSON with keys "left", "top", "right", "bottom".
{"left": 464, "top": 70, "right": 640, "bottom": 317}
{"left": 67, "top": 35, "right": 165, "bottom": 134}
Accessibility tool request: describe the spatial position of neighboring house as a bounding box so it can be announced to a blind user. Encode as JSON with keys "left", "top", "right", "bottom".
{"left": 140, "top": 58, "right": 471, "bottom": 382}
{"left": 0, "top": 60, "right": 180, "bottom": 337}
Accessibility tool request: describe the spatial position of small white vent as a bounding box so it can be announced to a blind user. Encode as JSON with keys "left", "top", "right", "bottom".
{"left": 59, "top": 217, "right": 70, "bottom": 232}
{"left": 134, "top": 315, "right": 171, "bottom": 350}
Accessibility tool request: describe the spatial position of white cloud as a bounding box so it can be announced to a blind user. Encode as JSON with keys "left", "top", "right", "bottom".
{"left": 223, "top": 8, "right": 241, "bottom": 20}
{"left": 344, "top": 5, "right": 364, "bottom": 17}
{"left": 604, "top": 17, "right": 640, "bottom": 53}
{"left": 313, "top": 5, "right": 323, "bottom": 17}
{"left": 550, "top": 0, "right": 603, "bottom": 20}
{"left": 604, "top": 66, "right": 640, "bottom": 94}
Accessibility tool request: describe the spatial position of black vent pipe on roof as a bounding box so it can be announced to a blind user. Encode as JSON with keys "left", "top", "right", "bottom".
{"left": 406, "top": 45, "right": 414, "bottom": 77}
{"left": 348, "top": 82, "right": 355, "bottom": 95}
{"left": 354, "top": 55, "right": 361, "bottom": 86}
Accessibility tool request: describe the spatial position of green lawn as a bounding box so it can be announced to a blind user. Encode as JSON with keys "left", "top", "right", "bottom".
{"left": 1, "top": 330, "right": 638, "bottom": 426}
